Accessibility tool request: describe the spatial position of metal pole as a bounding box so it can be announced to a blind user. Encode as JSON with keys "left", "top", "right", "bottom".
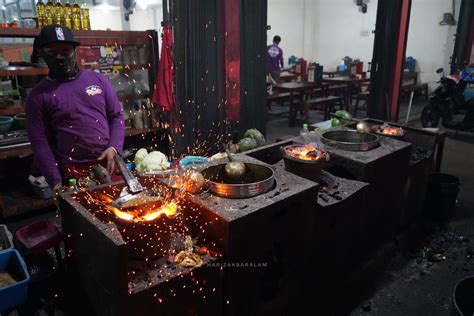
{"left": 405, "top": 91, "right": 414, "bottom": 124}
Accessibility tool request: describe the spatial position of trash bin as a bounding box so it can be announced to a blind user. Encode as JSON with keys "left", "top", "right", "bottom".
{"left": 452, "top": 275, "right": 474, "bottom": 315}
{"left": 424, "top": 173, "right": 460, "bottom": 221}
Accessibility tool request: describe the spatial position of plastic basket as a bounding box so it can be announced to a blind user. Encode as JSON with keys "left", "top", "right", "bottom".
{"left": 0, "top": 249, "right": 30, "bottom": 312}
{"left": 16, "top": 219, "right": 60, "bottom": 255}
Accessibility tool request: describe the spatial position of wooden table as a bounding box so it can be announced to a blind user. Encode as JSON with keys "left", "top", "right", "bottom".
{"left": 323, "top": 76, "right": 370, "bottom": 107}
{"left": 273, "top": 82, "right": 319, "bottom": 125}
{"left": 323, "top": 70, "right": 347, "bottom": 78}
{"left": 279, "top": 72, "right": 297, "bottom": 82}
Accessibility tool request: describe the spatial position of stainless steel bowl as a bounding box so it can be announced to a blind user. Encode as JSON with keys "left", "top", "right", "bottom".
{"left": 201, "top": 163, "right": 275, "bottom": 198}
{"left": 321, "top": 130, "right": 379, "bottom": 151}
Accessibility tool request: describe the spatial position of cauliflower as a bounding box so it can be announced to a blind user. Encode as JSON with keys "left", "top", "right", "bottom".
{"left": 134, "top": 148, "right": 148, "bottom": 166}
{"left": 137, "top": 151, "right": 170, "bottom": 172}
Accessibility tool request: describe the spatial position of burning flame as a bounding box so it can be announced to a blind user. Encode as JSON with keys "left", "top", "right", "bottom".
{"left": 374, "top": 123, "right": 404, "bottom": 136}
{"left": 286, "top": 145, "right": 326, "bottom": 161}
{"left": 99, "top": 194, "right": 178, "bottom": 222}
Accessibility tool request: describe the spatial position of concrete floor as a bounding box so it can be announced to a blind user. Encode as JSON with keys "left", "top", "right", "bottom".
{"left": 266, "top": 99, "right": 474, "bottom": 316}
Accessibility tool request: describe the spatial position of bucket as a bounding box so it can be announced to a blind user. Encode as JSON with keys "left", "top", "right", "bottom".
{"left": 424, "top": 173, "right": 460, "bottom": 221}
{"left": 452, "top": 276, "right": 474, "bottom": 315}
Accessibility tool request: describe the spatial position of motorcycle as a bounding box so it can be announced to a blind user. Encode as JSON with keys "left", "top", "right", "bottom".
{"left": 421, "top": 68, "right": 474, "bottom": 133}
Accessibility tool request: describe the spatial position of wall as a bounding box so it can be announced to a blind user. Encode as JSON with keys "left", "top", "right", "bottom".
{"left": 267, "top": 0, "right": 377, "bottom": 71}
{"left": 89, "top": 7, "right": 123, "bottom": 31}
{"left": 267, "top": 0, "right": 305, "bottom": 66}
{"left": 407, "top": 0, "right": 460, "bottom": 88}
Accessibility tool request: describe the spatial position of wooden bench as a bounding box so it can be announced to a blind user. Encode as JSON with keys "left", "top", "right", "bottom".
{"left": 401, "top": 82, "right": 428, "bottom": 100}
{"left": 302, "top": 95, "right": 344, "bottom": 121}
{"left": 401, "top": 71, "right": 428, "bottom": 100}
{"left": 266, "top": 92, "right": 293, "bottom": 110}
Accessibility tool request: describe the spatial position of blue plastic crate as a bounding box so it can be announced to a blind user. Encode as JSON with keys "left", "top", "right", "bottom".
{"left": 0, "top": 249, "right": 30, "bottom": 312}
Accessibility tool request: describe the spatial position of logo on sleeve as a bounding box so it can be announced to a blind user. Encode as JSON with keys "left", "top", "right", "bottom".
{"left": 55, "top": 27, "right": 65, "bottom": 41}
{"left": 85, "top": 85, "right": 103, "bottom": 96}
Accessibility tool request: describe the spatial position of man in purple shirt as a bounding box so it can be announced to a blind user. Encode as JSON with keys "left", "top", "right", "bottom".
{"left": 267, "top": 35, "right": 284, "bottom": 82}
{"left": 26, "top": 25, "right": 124, "bottom": 194}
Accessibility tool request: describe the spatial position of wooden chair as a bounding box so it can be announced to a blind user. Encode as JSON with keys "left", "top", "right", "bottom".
{"left": 302, "top": 95, "right": 344, "bottom": 122}
{"left": 401, "top": 72, "right": 429, "bottom": 101}
{"left": 352, "top": 83, "right": 370, "bottom": 117}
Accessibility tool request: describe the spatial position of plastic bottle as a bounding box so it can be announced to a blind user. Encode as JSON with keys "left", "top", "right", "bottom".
{"left": 339, "top": 60, "right": 346, "bottom": 72}
{"left": 63, "top": 0, "right": 72, "bottom": 28}
{"left": 54, "top": 0, "right": 63, "bottom": 25}
{"left": 68, "top": 178, "right": 78, "bottom": 191}
{"left": 45, "top": 0, "right": 54, "bottom": 25}
{"left": 72, "top": 0, "right": 81, "bottom": 30}
{"left": 300, "top": 123, "right": 310, "bottom": 143}
{"left": 36, "top": 0, "right": 46, "bottom": 28}
{"left": 80, "top": 0, "right": 90, "bottom": 30}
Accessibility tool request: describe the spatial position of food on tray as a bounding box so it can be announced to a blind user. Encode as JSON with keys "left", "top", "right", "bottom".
{"left": 175, "top": 251, "right": 204, "bottom": 268}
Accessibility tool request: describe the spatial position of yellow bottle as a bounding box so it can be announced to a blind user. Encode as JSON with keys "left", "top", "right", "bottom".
{"left": 72, "top": 0, "right": 81, "bottom": 30}
{"left": 63, "top": 0, "right": 72, "bottom": 28}
{"left": 45, "top": 0, "right": 54, "bottom": 25}
{"left": 80, "top": 0, "right": 90, "bottom": 30}
{"left": 36, "top": 0, "right": 46, "bottom": 28}
{"left": 54, "top": 0, "right": 63, "bottom": 25}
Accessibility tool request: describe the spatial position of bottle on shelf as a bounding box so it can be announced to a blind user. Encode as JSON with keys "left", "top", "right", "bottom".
{"left": 72, "top": 0, "right": 81, "bottom": 30}
{"left": 63, "top": 0, "right": 73, "bottom": 29}
{"left": 36, "top": 0, "right": 46, "bottom": 28}
{"left": 54, "top": 0, "right": 63, "bottom": 25}
{"left": 45, "top": 0, "right": 55, "bottom": 25}
{"left": 80, "top": 0, "right": 90, "bottom": 30}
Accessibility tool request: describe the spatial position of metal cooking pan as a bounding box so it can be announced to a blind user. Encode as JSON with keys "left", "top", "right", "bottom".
{"left": 201, "top": 163, "right": 275, "bottom": 198}
{"left": 321, "top": 130, "right": 379, "bottom": 151}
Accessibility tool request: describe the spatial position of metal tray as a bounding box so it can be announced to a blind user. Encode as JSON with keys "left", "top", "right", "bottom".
{"left": 201, "top": 163, "right": 275, "bottom": 198}
{"left": 321, "top": 130, "right": 379, "bottom": 151}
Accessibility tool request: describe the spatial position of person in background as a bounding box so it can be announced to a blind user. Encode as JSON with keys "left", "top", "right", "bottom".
{"left": 267, "top": 35, "right": 284, "bottom": 83}
{"left": 26, "top": 25, "right": 124, "bottom": 199}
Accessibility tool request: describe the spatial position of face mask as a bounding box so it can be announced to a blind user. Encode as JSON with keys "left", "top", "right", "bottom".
{"left": 42, "top": 50, "right": 80, "bottom": 82}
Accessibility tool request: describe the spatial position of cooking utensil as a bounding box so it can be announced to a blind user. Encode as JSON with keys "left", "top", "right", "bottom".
{"left": 224, "top": 149, "right": 247, "bottom": 180}
{"left": 201, "top": 163, "right": 275, "bottom": 198}
{"left": 112, "top": 155, "right": 147, "bottom": 208}
{"left": 321, "top": 130, "right": 379, "bottom": 151}
{"left": 356, "top": 121, "right": 371, "bottom": 133}
{"left": 91, "top": 164, "right": 112, "bottom": 184}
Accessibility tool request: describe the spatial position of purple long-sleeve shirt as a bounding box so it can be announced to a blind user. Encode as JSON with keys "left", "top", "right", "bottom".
{"left": 266, "top": 44, "right": 283, "bottom": 73}
{"left": 26, "top": 70, "right": 124, "bottom": 187}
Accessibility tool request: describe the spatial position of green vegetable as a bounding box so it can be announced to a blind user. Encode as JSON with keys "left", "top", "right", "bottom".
{"left": 331, "top": 118, "right": 343, "bottom": 127}
{"left": 238, "top": 137, "right": 258, "bottom": 152}
{"left": 315, "top": 127, "right": 327, "bottom": 132}
{"left": 244, "top": 129, "right": 266, "bottom": 147}
{"left": 335, "top": 110, "right": 353, "bottom": 124}
{"left": 134, "top": 148, "right": 148, "bottom": 166}
{"left": 136, "top": 151, "right": 170, "bottom": 172}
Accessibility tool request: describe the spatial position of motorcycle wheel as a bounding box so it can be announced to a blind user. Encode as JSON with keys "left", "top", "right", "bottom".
{"left": 421, "top": 105, "right": 441, "bottom": 127}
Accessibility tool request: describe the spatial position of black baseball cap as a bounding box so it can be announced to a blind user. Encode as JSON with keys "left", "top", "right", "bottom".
{"left": 38, "top": 25, "right": 80, "bottom": 47}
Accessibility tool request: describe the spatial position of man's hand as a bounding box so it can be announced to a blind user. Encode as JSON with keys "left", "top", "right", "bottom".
{"left": 98, "top": 147, "right": 117, "bottom": 175}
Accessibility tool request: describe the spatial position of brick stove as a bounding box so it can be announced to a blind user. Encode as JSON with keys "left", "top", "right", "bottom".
{"left": 59, "top": 156, "right": 318, "bottom": 316}
{"left": 346, "top": 118, "right": 444, "bottom": 226}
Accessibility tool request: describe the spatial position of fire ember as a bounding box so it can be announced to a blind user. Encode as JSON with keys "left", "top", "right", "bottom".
{"left": 284, "top": 144, "right": 328, "bottom": 161}
{"left": 280, "top": 145, "right": 329, "bottom": 182}
{"left": 372, "top": 123, "right": 404, "bottom": 137}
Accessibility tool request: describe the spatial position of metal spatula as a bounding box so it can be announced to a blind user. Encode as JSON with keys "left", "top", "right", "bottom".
{"left": 112, "top": 155, "right": 147, "bottom": 208}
